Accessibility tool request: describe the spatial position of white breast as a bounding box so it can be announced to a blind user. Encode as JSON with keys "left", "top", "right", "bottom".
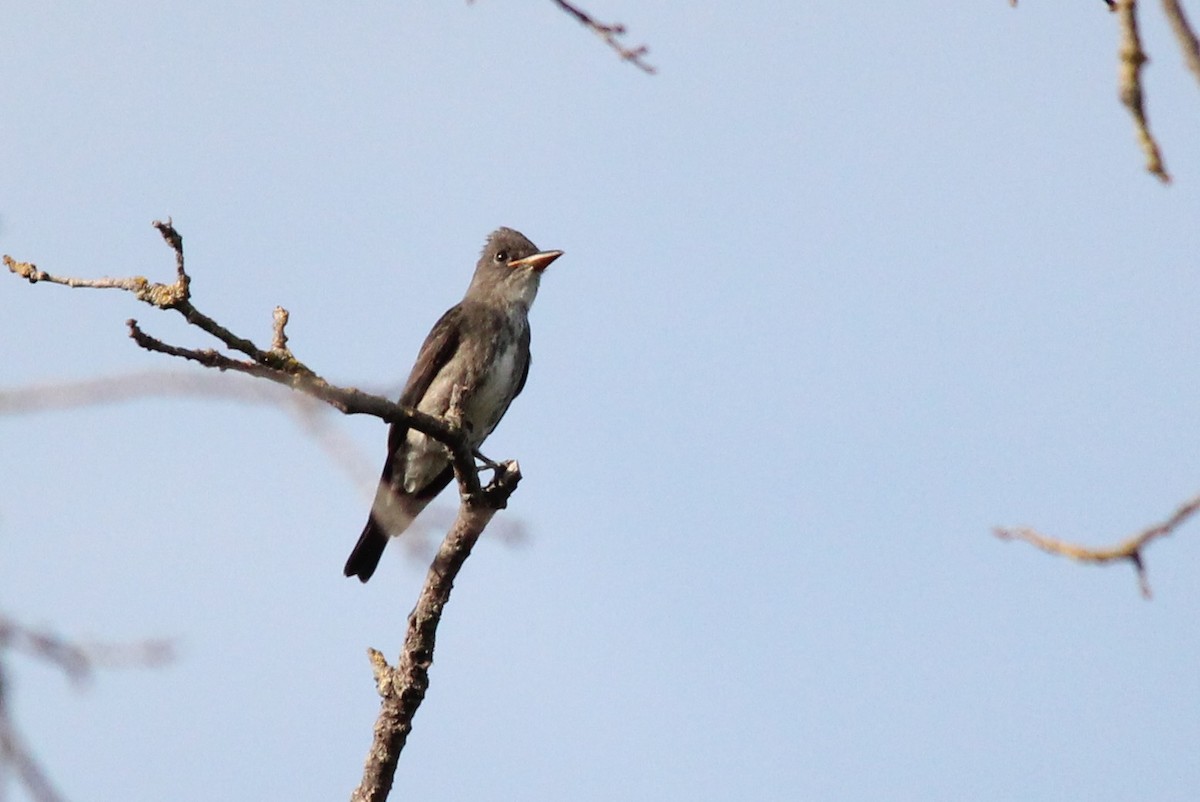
{"left": 466, "top": 342, "right": 519, "bottom": 440}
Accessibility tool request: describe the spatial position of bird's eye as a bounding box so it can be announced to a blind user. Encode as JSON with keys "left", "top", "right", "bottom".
{"left": 494, "top": 250, "right": 508, "bottom": 263}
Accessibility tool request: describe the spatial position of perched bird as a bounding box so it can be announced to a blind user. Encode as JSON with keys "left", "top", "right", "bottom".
{"left": 343, "top": 228, "right": 563, "bottom": 582}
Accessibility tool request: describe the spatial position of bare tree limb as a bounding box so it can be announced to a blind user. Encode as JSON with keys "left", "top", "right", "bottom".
{"left": 995, "top": 491, "right": 1200, "bottom": 598}
{"left": 349, "top": 461, "right": 521, "bottom": 802}
{"left": 1116, "top": 0, "right": 1171, "bottom": 181}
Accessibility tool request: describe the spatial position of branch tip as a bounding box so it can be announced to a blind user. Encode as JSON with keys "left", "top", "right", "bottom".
{"left": 1162, "top": 0, "right": 1200, "bottom": 87}
{"left": 271, "top": 306, "right": 291, "bottom": 354}
{"left": 1130, "top": 551, "right": 1153, "bottom": 599}
{"left": 550, "top": 0, "right": 656, "bottom": 73}
{"left": 4, "top": 254, "right": 41, "bottom": 282}
{"left": 1116, "top": 0, "right": 1170, "bottom": 182}
{"left": 996, "top": 491, "right": 1200, "bottom": 597}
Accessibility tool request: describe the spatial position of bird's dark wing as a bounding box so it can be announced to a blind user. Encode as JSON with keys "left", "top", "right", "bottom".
{"left": 346, "top": 307, "right": 464, "bottom": 582}
{"left": 381, "top": 304, "right": 465, "bottom": 472}
{"left": 511, "top": 325, "right": 532, "bottom": 400}
{"left": 398, "top": 304, "right": 465, "bottom": 409}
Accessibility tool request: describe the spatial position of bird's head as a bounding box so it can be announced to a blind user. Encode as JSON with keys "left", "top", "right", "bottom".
{"left": 466, "top": 227, "right": 563, "bottom": 309}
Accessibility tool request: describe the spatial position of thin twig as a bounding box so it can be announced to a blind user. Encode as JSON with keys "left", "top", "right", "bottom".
{"left": 550, "top": 0, "right": 656, "bottom": 73}
{"left": 1116, "top": 0, "right": 1171, "bottom": 182}
{"left": 271, "top": 306, "right": 292, "bottom": 355}
{"left": 2, "top": 254, "right": 185, "bottom": 306}
{"left": 995, "top": 491, "right": 1200, "bottom": 598}
{"left": 1161, "top": 0, "right": 1200, "bottom": 86}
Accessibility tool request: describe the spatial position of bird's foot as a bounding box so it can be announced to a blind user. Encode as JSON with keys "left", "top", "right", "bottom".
{"left": 473, "top": 449, "right": 503, "bottom": 475}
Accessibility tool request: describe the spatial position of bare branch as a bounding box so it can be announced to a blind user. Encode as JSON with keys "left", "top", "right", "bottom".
{"left": 1161, "top": 0, "right": 1200, "bottom": 86}
{"left": 1116, "top": 0, "right": 1171, "bottom": 182}
{"left": 995, "top": 491, "right": 1200, "bottom": 598}
{"left": 4, "top": 222, "right": 491, "bottom": 498}
{"left": 350, "top": 461, "right": 521, "bottom": 802}
{"left": 549, "top": 0, "right": 655, "bottom": 73}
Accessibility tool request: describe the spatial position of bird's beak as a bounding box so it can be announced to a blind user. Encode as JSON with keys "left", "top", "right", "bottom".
{"left": 509, "top": 249, "right": 563, "bottom": 273}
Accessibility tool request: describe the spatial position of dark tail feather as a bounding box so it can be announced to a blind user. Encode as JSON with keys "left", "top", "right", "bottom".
{"left": 343, "top": 518, "right": 389, "bottom": 582}
{"left": 344, "top": 467, "right": 454, "bottom": 582}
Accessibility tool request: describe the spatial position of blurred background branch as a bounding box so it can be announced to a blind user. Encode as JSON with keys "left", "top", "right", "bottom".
{"left": 0, "top": 617, "right": 171, "bottom": 802}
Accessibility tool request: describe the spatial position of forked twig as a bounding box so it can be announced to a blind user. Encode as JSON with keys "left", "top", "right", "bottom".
{"left": 995, "top": 491, "right": 1200, "bottom": 598}
{"left": 549, "top": 0, "right": 655, "bottom": 73}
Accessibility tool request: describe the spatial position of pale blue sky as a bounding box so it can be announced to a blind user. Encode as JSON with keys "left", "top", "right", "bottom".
{"left": 3, "top": 3, "right": 1199, "bottom": 801}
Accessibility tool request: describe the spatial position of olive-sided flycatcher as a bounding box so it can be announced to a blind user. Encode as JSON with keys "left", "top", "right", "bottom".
{"left": 343, "top": 227, "right": 563, "bottom": 582}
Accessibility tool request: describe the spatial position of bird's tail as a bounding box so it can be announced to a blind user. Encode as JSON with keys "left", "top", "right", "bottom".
{"left": 343, "top": 516, "right": 392, "bottom": 582}
{"left": 343, "top": 480, "right": 434, "bottom": 582}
